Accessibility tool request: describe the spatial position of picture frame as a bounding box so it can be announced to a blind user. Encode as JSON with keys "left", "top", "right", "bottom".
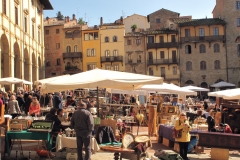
{"left": 168, "top": 107, "right": 175, "bottom": 113}
{"left": 122, "top": 133, "right": 135, "bottom": 149}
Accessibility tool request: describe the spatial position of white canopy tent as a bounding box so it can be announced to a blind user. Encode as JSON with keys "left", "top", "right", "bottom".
{"left": 34, "top": 75, "right": 70, "bottom": 86}
{"left": 181, "top": 85, "right": 209, "bottom": 92}
{"left": 106, "top": 88, "right": 148, "bottom": 95}
{"left": 41, "top": 69, "right": 163, "bottom": 93}
{"left": 208, "top": 88, "right": 240, "bottom": 99}
{"left": 210, "top": 81, "right": 236, "bottom": 88}
{"left": 0, "top": 77, "right": 32, "bottom": 85}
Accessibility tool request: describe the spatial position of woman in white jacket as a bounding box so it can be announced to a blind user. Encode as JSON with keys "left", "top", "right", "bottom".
{"left": 8, "top": 95, "right": 21, "bottom": 119}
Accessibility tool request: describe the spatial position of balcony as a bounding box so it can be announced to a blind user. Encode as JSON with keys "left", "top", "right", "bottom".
{"left": 147, "top": 59, "right": 178, "bottom": 66}
{"left": 63, "top": 65, "right": 82, "bottom": 75}
{"left": 147, "top": 42, "right": 178, "bottom": 49}
{"left": 180, "top": 35, "right": 225, "bottom": 43}
{"left": 101, "top": 56, "right": 123, "bottom": 63}
{"left": 63, "top": 52, "right": 82, "bottom": 59}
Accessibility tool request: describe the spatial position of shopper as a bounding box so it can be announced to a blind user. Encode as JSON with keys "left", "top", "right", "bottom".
{"left": 7, "top": 95, "right": 21, "bottom": 119}
{"left": 207, "top": 110, "right": 216, "bottom": 132}
{"left": 174, "top": 112, "right": 191, "bottom": 160}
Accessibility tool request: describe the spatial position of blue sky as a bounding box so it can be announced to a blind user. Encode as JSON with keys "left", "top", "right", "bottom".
{"left": 44, "top": 0, "right": 216, "bottom": 26}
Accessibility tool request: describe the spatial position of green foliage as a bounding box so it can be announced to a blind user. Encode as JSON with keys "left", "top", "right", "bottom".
{"left": 131, "top": 24, "right": 137, "bottom": 32}
{"left": 78, "top": 18, "right": 85, "bottom": 24}
{"left": 56, "top": 11, "right": 64, "bottom": 20}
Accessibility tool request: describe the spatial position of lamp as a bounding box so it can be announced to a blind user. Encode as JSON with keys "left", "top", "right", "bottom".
{"left": 136, "top": 114, "right": 144, "bottom": 135}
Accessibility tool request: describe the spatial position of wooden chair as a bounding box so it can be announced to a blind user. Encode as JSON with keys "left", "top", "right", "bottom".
{"left": 100, "top": 119, "right": 117, "bottom": 134}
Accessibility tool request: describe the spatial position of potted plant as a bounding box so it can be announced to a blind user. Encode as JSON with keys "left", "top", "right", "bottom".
{"left": 131, "top": 24, "right": 137, "bottom": 32}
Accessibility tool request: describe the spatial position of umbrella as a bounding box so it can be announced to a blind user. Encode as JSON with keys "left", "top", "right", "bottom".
{"left": 34, "top": 75, "right": 70, "bottom": 86}
{"left": 208, "top": 88, "right": 240, "bottom": 99}
{"left": 181, "top": 85, "right": 209, "bottom": 92}
{"left": 210, "top": 81, "right": 235, "bottom": 88}
{"left": 0, "top": 77, "right": 32, "bottom": 85}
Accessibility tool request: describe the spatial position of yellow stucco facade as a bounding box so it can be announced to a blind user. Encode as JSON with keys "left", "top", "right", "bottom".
{"left": 100, "top": 23, "right": 125, "bottom": 71}
{"left": 82, "top": 28, "right": 101, "bottom": 71}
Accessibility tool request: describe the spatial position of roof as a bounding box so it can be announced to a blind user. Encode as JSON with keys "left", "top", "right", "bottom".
{"left": 148, "top": 8, "right": 180, "bottom": 16}
{"left": 125, "top": 32, "right": 145, "bottom": 37}
{"left": 126, "top": 14, "right": 147, "bottom": 18}
{"left": 144, "top": 29, "right": 178, "bottom": 35}
{"left": 39, "top": 0, "right": 53, "bottom": 10}
{"left": 174, "top": 18, "right": 226, "bottom": 27}
{"left": 44, "top": 18, "right": 65, "bottom": 26}
{"left": 101, "top": 22, "right": 123, "bottom": 26}
{"left": 170, "top": 18, "right": 192, "bottom": 23}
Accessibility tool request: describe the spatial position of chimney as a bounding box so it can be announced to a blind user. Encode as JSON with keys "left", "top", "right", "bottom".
{"left": 64, "top": 16, "right": 67, "bottom": 23}
{"left": 120, "top": 16, "right": 123, "bottom": 25}
{"left": 67, "top": 16, "right": 70, "bottom": 22}
{"left": 46, "top": 16, "right": 49, "bottom": 24}
{"left": 100, "top": 17, "right": 103, "bottom": 26}
{"left": 72, "top": 14, "right": 76, "bottom": 20}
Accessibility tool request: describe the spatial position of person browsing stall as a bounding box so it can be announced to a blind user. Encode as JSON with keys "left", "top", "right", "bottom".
{"left": 71, "top": 102, "right": 94, "bottom": 160}
{"left": 7, "top": 95, "right": 21, "bottom": 119}
{"left": 29, "top": 96, "right": 40, "bottom": 116}
{"left": 46, "top": 108, "right": 61, "bottom": 132}
{"left": 206, "top": 110, "right": 216, "bottom": 132}
{"left": 174, "top": 112, "right": 191, "bottom": 160}
{"left": 57, "top": 109, "right": 66, "bottom": 122}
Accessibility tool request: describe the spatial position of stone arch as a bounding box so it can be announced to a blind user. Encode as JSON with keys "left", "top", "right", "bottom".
{"left": 201, "top": 82, "right": 208, "bottom": 88}
{"left": 185, "top": 80, "right": 194, "bottom": 85}
{"left": 24, "top": 48, "right": 30, "bottom": 81}
{"left": 13, "top": 42, "right": 21, "bottom": 78}
{"left": 32, "top": 52, "right": 37, "bottom": 83}
{"left": 1, "top": 34, "right": 10, "bottom": 78}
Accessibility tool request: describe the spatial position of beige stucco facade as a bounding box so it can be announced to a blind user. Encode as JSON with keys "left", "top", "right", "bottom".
{"left": 0, "top": 0, "right": 52, "bottom": 90}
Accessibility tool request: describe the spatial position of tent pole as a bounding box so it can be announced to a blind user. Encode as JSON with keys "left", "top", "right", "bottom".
{"left": 97, "top": 87, "right": 99, "bottom": 117}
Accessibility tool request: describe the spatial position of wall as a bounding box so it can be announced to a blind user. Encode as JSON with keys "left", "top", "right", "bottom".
{"left": 123, "top": 14, "right": 150, "bottom": 33}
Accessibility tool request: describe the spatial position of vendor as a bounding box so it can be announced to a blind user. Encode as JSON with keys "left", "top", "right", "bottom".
{"left": 57, "top": 109, "right": 65, "bottom": 122}
{"left": 213, "top": 104, "right": 221, "bottom": 112}
{"left": 218, "top": 123, "right": 232, "bottom": 133}
{"left": 29, "top": 96, "right": 40, "bottom": 116}
{"left": 206, "top": 110, "right": 216, "bottom": 132}
{"left": 65, "top": 96, "right": 76, "bottom": 108}
{"left": 46, "top": 108, "right": 61, "bottom": 132}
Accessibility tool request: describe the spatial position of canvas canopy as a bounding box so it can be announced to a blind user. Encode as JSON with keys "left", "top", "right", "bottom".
{"left": 208, "top": 88, "right": 240, "bottom": 99}
{"left": 181, "top": 85, "right": 209, "bottom": 92}
{"left": 0, "top": 77, "right": 32, "bottom": 85}
{"left": 41, "top": 69, "right": 163, "bottom": 93}
{"left": 106, "top": 88, "right": 148, "bottom": 95}
{"left": 210, "top": 81, "right": 235, "bottom": 88}
{"left": 34, "top": 75, "right": 70, "bottom": 86}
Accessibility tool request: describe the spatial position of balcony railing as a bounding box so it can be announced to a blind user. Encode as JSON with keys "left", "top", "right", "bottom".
{"left": 147, "top": 42, "right": 178, "bottom": 49}
{"left": 101, "top": 56, "right": 123, "bottom": 63}
{"left": 63, "top": 52, "right": 82, "bottom": 59}
{"left": 180, "top": 35, "right": 225, "bottom": 43}
{"left": 147, "top": 59, "right": 178, "bottom": 65}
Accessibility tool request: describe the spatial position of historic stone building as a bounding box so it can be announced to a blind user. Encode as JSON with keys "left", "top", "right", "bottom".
{"left": 44, "top": 15, "right": 88, "bottom": 78}
{"left": 124, "top": 32, "right": 146, "bottom": 74}
{"left": 167, "top": 18, "right": 227, "bottom": 87}
{"left": 212, "top": 0, "right": 240, "bottom": 87}
{"left": 0, "top": 0, "right": 53, "bottom": 89}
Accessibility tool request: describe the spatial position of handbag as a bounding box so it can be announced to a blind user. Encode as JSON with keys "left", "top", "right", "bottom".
{"left": 172, "top": 120, "right": 182, "bottom": 138}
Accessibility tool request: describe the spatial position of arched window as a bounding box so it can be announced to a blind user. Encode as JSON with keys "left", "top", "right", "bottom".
{"left": 74, "top": 45, "right": 78, "bottom": 52}
{"left": 91, "top": 49, "right": 96, "bottom": 56}
{"left": 200, "top": 61, "right": 206, "bottom": 70}
{"left": 87, "top": 49, "right": 91, "bottom": 57}
{"left": 113, "top": 36, "right": 117, "bottom": 42}
{"left": 149, "top": 67, "right": 153, "bottom": 75}
{"left": 65, "top": 31, "right": 72, "bottom": 38}
{"left": 185, "top": 45, "right": 191, "bottom": 54}
{"left": 186, "top": 61, "right": 192, "bottom": 71}
{"left": 105, "top": 50, "right": 110, "bottom": 57}
{"left": 185, "top": 80, "right": 194, "bottom": 85}
{"left": 201, "top": 82, "right": 208, "bottom": 88}
{"left": 113, "top": 50, "right": 118, "bottom": 56}
{"left": 199, "top": 44, "right": 206, "bottom": 53}
{"left": 214, "top": 43, "right": 220, "bottom": 52}
{"left": 73, "top": 30, "right": 80, "bottom": 38}
{"left": 105, "top": 37, "right": 109, "bottom": 42}
{"left": 214, "top": 60, "right": 220, "bottom": 69}
{"left": 66, "top": 46, "right": 71, "bottom": 53}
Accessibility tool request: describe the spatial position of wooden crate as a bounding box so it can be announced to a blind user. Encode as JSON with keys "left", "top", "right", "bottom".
{"left": 162, "top": 137, "right": 174, "bottom": 148}
{"left": 211, "top": 148, "right": 229, "bottom": 160}
{"left": 173, "top": 142, "right": 180, "bottom": 153}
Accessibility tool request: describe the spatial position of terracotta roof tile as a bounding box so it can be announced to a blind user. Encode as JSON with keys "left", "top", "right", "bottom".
{"left": 173, "top": 18, "right": 226, "bottom": 26}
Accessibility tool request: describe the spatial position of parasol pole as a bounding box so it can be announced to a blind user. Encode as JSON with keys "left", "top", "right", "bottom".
{"left": 97, "top": 86, "right": 99, "bottom": 117}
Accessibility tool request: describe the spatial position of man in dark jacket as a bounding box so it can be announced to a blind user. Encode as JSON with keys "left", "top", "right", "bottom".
{"left": 71, "top": 102, "right": 94, "bottom": 160}
{"left": 53, "top": 92, "right": 62, "bottom": 109}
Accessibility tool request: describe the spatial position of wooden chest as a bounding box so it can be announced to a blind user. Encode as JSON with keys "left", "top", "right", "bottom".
{"left": 10, "top": 119, "right": 30, "bottom": 130}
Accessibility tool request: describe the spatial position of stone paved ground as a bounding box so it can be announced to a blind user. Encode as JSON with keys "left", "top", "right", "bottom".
{"left": 2, "top": 126, "right": 240, "bottom": 160}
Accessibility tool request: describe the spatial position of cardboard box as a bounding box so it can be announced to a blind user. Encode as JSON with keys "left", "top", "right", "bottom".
{"left": 162, "top": 137, "right": 174, "bottom": 148}
{"left": 173, "top": 142, "right": 180, "bottom": 153}
{"left": 211, "top": 148, "right": 229, "bottom": 160}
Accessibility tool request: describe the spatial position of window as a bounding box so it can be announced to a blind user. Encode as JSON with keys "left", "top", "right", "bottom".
{"left": 65, "top": 31, "right": 72, "bottom": 38}
{"left": 87, "top": 64, "right": 96, "bottom": 70}
{"left": 236, "top": 1, "right": 240, "bottom": 10}
{"left": 238, "top": 44, "right": 240, "bottom": 57}
{"left": 74, "top": 45, "right": 78, "bottom": 52}
{"left": 56, "top": 29, "right": 59, "bottom": 34}
{"left": 159, "top": 36, "right": 164, "bottom": 43}
{"left": 113, "top": 36, "right": 117, "bottom": 42}
{"left": 113, "top": 65, "right": 119, "bottom": 71}
{"left": 185, "top": 29, "right": 190, "bottom": 37}
{"left": 87, "top": 49, "right": 91, "bottom": 57}
{"left": 171, "top": 35, "right": 176, "bottom": 42}
{"left": 24, "top": 17, "right": 27, "bottom": 32}
{"left": 73, "top": 30, "right": 80, "bottom": 38}
{"left": 136, "top": 39, "right": 141, "bottom": 45}
{"left": 160, "top": 67, "right": 165, "bottom": 77}
{"left": 200, "top": 61, "right": 206, "bottom": 70}
{"left": 127, "top": 40, "right": 132, "bottom": 45}
{"left": 128, "top": 54, "right": 132, "bottom": 63}
{"left": 89, "top": 33, "right": 94, "bottom": 40}
{"left": 237, "top": 18, "right": 240, "bottom": 26}
{"left": 160, "top": 51, "right": 165, "bottom": 59}
{"left": 105, "top": 50, "right": 110, "bottom": 57}
{"left": 46, "top": 60, "right": 50, "bottom": 67}
{"left": 213, "top": 27, "right": 219, "bottom": 36}
{"left": 94, "top": 32, "right": 98, "bottom": 39}
{"left": 91, "top": 49, "right": 96, "bottom": 56}
{"left": 84, "top": 32, "right": 98, "bottom": 40}
{"left": 84, "top": 33, "right": 89, "bottom": 40}
{"left": 214, "top": 60, "right": 220, "bottom": 69}
{"left": 113, "top": 50, "right": 118, "bottom": 57}
{"left": 149, "top": 68, "right": 153, "bottom": 75}
{"left": 173, "top": 66, "right": 177, "bottom": 75}
{"left": 2, "top": 0, "right": 6, "bottom": 15}
{"left": 66, "top": 46, "right": 71, "bottom": 53}
{"left": 137, "top": 54, "right": 141, "bottom": 63}
{"left": 32, "top": 25, "right": 34, "bottom": 38}
{"left": 105, "top": 65, "right": 111, "bottom": 70}
{"left": 185, "top": 45, "right": 192, "bottom": 54}
{"left": 56, "top": 58, "right": 61, "bottom": 65}
{"left": 199, "top": 28, "right": 205, "bottom": 36}
{"left": 148, "top": 36, "right": 154, "bottom": 43}
{"left": 105, "top": 37, "right": 109, "bottom": 42}
{"left": 45, "top": 30, "right": 49, "bottom": 35}
{"left": 199, "top": 44, "right": 206, "bottom": 53}
{"left": 56, "top": 43, "right": 60, "bottom": 49}
{"left": 45, "top": 44, "right": 49, "bottom": 50}
{"left": 186, "top": 61, "right": 192, "bottom": 71}
{"left": 52, "top": 73, "right": 56, "bottom": 76}
{"left": 156, "top": 18, "right": 160, "bottom": 23}
{"left": 38, "top": 31, "right": 40, "bottom": 43}
{"left": 15, "top": 7, "right": 18, "bottom": 25}
{"left": 214, "top": 43, "right": 220, "bottom": 52}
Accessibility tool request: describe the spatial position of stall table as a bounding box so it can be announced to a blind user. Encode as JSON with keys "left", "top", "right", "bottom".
{"left": 100, "top": 146, "right": 134, "bottom": 160}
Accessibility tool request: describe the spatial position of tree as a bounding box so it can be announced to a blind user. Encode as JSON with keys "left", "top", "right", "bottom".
{"left": 56, "top": 11, "right": 64, "bottom": 20}
{"left": 131, "top": 24, "right": 137, "bottom": 32}
{"left": 78, "top": 18, "right": 85, "bottom": 24}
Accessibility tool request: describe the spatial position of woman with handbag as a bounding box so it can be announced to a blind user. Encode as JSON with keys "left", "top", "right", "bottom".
{"left": 175, "top": 112, "right": 191, "bottom": 160}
